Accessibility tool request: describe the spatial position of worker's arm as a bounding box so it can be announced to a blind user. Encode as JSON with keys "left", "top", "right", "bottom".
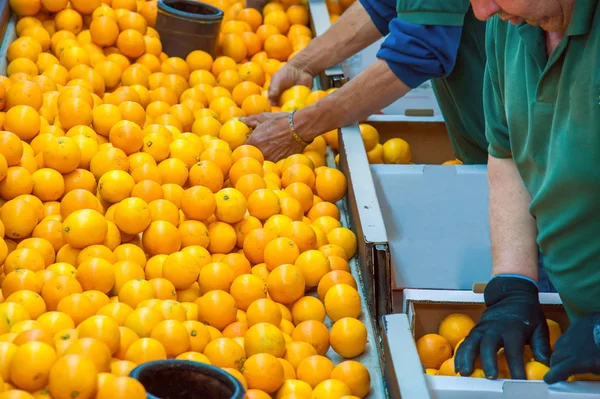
{"left": 268, "top": 0, "right": 388, "bottom": 103}
{"left": 245, "top": 21, "right": 463, "bottom": 161}
{"left": 455, "top": 17, "right": 551, "bottom": 380}
{"left": 488, "top": 156, "right": 539, "bottom": 281}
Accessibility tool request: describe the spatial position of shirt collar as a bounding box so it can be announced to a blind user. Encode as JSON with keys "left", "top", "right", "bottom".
{"left": 566, "top": 0, "right": 597, "bottom": 36}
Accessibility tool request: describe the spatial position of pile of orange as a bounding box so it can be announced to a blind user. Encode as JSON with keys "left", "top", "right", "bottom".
{"left": 415, "top": 313, "right": 600, "bottom": 382}
{"left": 0, "top": 0, "right": 372, "bottom": 398}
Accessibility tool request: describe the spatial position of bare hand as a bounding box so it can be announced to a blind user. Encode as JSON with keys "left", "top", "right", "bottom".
{"left": 269, "top": 63, "right": 314, "bottom": 105}
{"left": 241, "top": 113, "right": 306, "bottom": 162}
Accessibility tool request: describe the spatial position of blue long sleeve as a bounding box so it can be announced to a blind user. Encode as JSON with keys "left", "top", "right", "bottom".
{"left": 359, "top": 0, "right": 396, "bottom": 36}
{"left": 377, "top": 20, "right": 463, "bottom": 88}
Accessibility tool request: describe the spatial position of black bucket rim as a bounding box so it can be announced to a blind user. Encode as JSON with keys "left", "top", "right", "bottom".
{"left": 157, "top": 0, "right": 224, "bottom": 22}
{"left": 129, "top": 359, "right": 245, "bottom": 399}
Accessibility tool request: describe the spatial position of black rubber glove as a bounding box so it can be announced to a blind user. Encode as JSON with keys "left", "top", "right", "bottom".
{"left": 544, "top": 313, "right": 600, "bottom": 384}
{"left": 455, "top": 276, "right": 552, "bottom": 379}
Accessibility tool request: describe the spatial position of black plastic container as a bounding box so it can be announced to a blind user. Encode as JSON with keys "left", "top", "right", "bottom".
{"left": 156, "top": 0, "right": 223, "bottom": 58}
{"left": 130, "top": 360, "right": 245, "bottom": 399}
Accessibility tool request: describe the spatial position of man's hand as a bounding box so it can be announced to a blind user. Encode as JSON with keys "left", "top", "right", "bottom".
{"left": 268, "top": 63, "right": 314, "bottom": 106}
{"left": 455, "top": 276, "right": 552, "bottom": 379}
{"left": 241, "top": 113, "right": 307, "bottom": 162}
{"left": 544, "top": 313, "right": 600, "bottom": 384}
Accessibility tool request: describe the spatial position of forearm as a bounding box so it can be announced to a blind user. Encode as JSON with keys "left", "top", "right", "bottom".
{"left": 294, "top": 60, "right": 410, "bottom": 138}
{"left": 488, "top": 155, "right": 539, "bottom": 281}
{"left": 291, "top": 1, "right": 382, "bottom": 77}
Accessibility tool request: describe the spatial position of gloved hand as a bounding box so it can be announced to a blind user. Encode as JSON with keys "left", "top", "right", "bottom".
{"left": 268, "top": 63, "right": 314, "bottom": 106}
{"left": 544, "top": 313, "right": 600, "bottom": 384}
{"left": 455, "top": 276, "right": 552, "bottom": 379}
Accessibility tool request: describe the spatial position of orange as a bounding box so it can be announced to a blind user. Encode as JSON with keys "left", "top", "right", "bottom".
{"left": 113, "top": 197, "right": 151, "bottom": 235}
{"left": 295, "top": 250, "right": 330, "bottom": 288}
{"left": 382, "top": 138, "right": 411, "bottom": 164}
{"left": 90, "top": 16, "right": 118, "bottom": 47}
{"left": 285, "top": 182, "right": 313, "bottom": 213}
{"left": 308, "top": 201, "right": 340, "bottom": 221}
{"left": 125, "top": 337, "right": 167, "bottom": 364}
{"left": 180, "top": 186, "right": 215, "bottom": 222}
{"left": 2, "top": 269, "right": 41, "bottom": 298}
{"left": 123, "top": 306, "right": 164, "bottom": 338}
{"left": 438, "top": 314, "right": 476, "bottom": 350}
{"left": 238, "top": 61, "right": 266, "bottom": 86}
{"left": 186, "top": 50, "right": 213, "bottom": 71}
{"left": 312, "top": 380, "right": 352, "bottom": 398}
{"left": 283, "top": 342, "right": 317, "bottom": 371}
{"left": 314, "top": 168, "right": 347, "bottom": 203}
{"left": 525, "top": 361, "right": 550, "bottom": 381}
{"left": 232, "top": 214, "right": 261, "bottom": 245}
{"left": 130, "top": 179, "right": 164, "bottom": 203}
{"left": 291, "top": 320, "right": 330, "bottom": 356}
{"left": 4, "top": 105, "right": 40, "bottom": 141}
{"left": 221, "top": 34, "right": 247, "bottom": 63}
{"left": 62, "top": 208, "right": 107, "bottom": 249}
{"left": 5, "top": 289, "right": 46, "bottom": 319}
{"left": 230, "top": 274, "right": 266, "bottom": 311}
{"left": 33, "top": 219, "right": 63, "bottom": 252}
{"left": 180, "top": 320, "right": 210, "bottom": 353}
{"left": 323, "top": 283, "right": 361, "bottom": 322}
{"left": 142, "top": 220, "right": 182, "bottom": 256}
{"left": 281, "top": 221, "right": 317, "bottom": 253}
{"left": 197, "top": 262, "right": 234, "bottom": 293}
{"left": 0, "top": 131, "right": 24, "bottom": 166}
{"left": 150, "top": 320, "right": 190, "bottom": 358}
{"left": 263, "top": 237, "right": 299, "bottom": 271}
{"left": 32, "top": 168, "right": 65, "bottom": 201}
{"left": 329, "top": 317, "right": 367, "bottom": 358}
{"left": 287, "top": 6, "right": 309, "bottom": 25}
{"left": 292, "top": 296, "right": 326, "bottom": 325}
{"left": 416, "top": 333, "right": 453, "bottom": 369}
{"left": 76, "top": 315, "right": 120, "bottom": 355}
{"left": 157, "top": 158, "right": 188, "bottom": 186}
{"left": 243, "top": 228, "right": 277, "bottom": 264}
{"left": 237, "top": 8, "right": 262, "bottom": 31}
{"left": 48, "top": 354, "right": 97, "bottom": 399}
{"left": 9, "top": 342, "right": 57, "bottom": 391}
{"left": 296, "top": 355, "right": 334, "bottom": 389}
{"left": 196, "top": 290, "right": 237, "bottom": 331}
{"left": 110, "top": 360, "right": 137, "bottom": 377}
{"left": 244, "top": 322, "right": 286, "bottom": 357}
{"left": 241, "top": 94, "right": 271, "bottom": 116}
{"left": 56, "top": 292, "right": 95, "bottom": 326}
{"left": 264, "top": 34, "right": 293, "bottom": 61}
{"left": 109, "top": 120, "right": 144, "bottom": 155}
{"left": 96, "top": 303, "right": 133, "bottom": 327}
{"left": 207, "top": 221, "right": 237, "bottom": 254}
{"left": 41, "top": 275, "right": 83, "bottom": 312}
{"left": 214, "top": 187, "right": 247, "bottom": 224}
{"left": 0, "top": 198, "right": 37, "bottom": 239}
{"left": 202, "top": 337, "right": 244, "bottom": 371}
{"left": 219, "top": 119, "right": 250, "bottom": 150}
{"left": 96, "top": 376, "right": 146, "bottom": 399}
{"left": 112, "top": 260, "right": 145, "bottom": 294}
{"left": 547, "top": 319, "right": 562, "bottom": 351}
{"left": 219, "top": 253, "right": 252, "bottom": 277}
{"left": 43, "top": 136, "right": 81, "bottom": 174}
{"left": 326, "top": 228, "right": 357, "bottom": 260}
{"left": 0, "top": 302, "right": 31, "bottom": 335}
{"left": 3, "top": 247, "right": 43, "bottom": 274}
{"left": 116, "top": 29, "right": 145, "bottom": 58}
{"left": 266, "top": 264, "right": 305, "bottom": 305}
{"left": 243, "top": 353, "right": 284, "bottom": 394}
{"left": 118, "top": 279, "right": 156, "bottom": 309}
{"left": 60, "top": 189, "right": 99, "bottom": 219}
{"left": 162, "top": 251, "right": 200, "bottom": 290}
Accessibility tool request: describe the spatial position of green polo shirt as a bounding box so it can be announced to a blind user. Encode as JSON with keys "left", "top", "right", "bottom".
{"left": 397, "top": 1, "right": 488, "bottom": 164}
{"left": 485, "top": 0, "right": 600, "bottom": 319}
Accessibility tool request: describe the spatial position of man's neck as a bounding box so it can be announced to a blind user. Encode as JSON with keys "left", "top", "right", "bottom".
{"left": 546, "top": 31, "right": 565, "bottom": 56}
